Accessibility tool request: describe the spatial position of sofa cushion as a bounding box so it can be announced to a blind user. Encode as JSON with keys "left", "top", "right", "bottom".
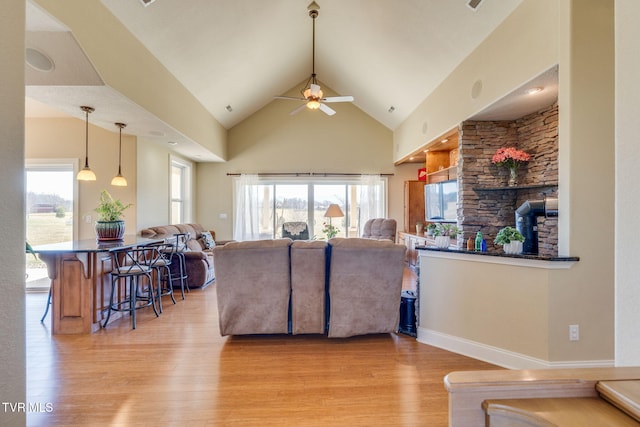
{"left": 290, "top": 240, "right": 327, "bottom": 334}
{"left": 200, "top": 231, "right": 216, "bottom": 249}
{"left": 213, "top": 239, "right": 293, "bottom": 336}
{"left": 361, "top": 218, "right": 397, "bottom": 241}
{"left": 327, "top": 237, "right": 406, "bottom": 338}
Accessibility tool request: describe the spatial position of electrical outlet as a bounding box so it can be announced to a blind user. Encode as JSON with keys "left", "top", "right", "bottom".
{"left": 85, "top": 215, "right": 91, "bottom": 224}
{"left": 569, "top": 324, "right": 580, "bottom": 341}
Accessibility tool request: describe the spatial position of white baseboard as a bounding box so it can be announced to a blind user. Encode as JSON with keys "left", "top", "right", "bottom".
{"left": 417, "top": 326, "right": 614, "bottom": 370}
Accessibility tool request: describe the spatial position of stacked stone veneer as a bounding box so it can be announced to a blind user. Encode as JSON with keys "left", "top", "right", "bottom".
{"left": 456, "top": 102, "right": 558, "bottom": 256}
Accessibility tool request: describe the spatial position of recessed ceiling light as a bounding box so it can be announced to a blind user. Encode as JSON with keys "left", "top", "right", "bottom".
{"left": 168, "top": 141, "right": 178, "bottom": 146}
{"left": 139, "top": 0, "right": 157, "bottom": 6}
{"left": 441, "top": 138, "right": 449, "bottom": 144}
{"left": 25, "top": 47, "right": 54, "bottom": 72}
{"left": 526, "top": 87, "right": 543, "bottom": 95}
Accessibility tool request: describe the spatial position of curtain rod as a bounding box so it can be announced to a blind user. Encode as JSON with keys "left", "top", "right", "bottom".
{"left": 226, "top": 172, "right": 394, "bottom": 177}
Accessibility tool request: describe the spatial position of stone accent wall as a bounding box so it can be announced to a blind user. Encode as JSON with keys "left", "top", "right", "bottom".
{"left": 457, "top": 102, "right": 558, "bottom": 255}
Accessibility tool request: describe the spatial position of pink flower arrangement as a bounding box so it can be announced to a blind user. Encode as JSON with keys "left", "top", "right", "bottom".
{"left": 491, "top": 147, "right": 531, "bottom": 170}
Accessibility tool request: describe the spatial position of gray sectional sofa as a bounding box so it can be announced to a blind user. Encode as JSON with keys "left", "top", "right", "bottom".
{"left": 213, "top": 237, "right": 406, "bottom": 338}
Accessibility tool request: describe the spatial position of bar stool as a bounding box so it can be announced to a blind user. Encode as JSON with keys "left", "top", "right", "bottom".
{"left": 143, "top": 243, "right": 177, "bottom": 313}
{"left": 38, "top": 253, "right": 56, "bottom": 322}
{"left": 103, "top": 247, "right": 159, "bottom": 329}
{"left": 167, "top": 233, "right": 190, "bottom": 299}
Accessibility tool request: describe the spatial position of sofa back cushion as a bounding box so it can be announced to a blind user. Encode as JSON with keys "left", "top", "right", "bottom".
{"left": 290, "top": 240, "right": 327, "bottom": 334}
{"left": 327, "top": 237, "right": 406, "bottom": 338}
{"left": 361, "top": 218, "right": 397, "bottom": 241}
{"left": 213, "top": 239, "right": 292, "bottom": 335}
{"left": 139, "top": 224, "right": 182, "bottom": 238}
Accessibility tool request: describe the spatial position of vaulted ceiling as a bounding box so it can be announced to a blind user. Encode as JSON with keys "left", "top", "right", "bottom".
{"left": 24, "top": 0, "right": 558, "bottom": 162}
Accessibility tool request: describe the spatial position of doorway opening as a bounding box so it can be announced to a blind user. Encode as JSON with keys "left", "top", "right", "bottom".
{"left": 25, "top": 160, "right": 77, "bottom": 291}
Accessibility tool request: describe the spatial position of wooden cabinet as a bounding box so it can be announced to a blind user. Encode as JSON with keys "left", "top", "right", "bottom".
{"left": 404, "top": 180, "right": 426, "bottom": 233}
{"left": 426, "top": 148, "right": 458, "bottom": 183}
{"left": 424, "top": 128, "right": 459, "bottom": 183}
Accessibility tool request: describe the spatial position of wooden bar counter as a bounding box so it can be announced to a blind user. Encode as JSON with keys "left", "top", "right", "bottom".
{"left": 32, "top": 236, "right": 161, "bottom": 335}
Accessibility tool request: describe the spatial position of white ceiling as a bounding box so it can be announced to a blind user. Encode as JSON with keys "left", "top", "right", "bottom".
{"left": 25, "top": 0, "right": 558, "bottom": 162}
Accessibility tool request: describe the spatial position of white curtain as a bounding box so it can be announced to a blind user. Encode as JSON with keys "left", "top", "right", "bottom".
{"left": 358, "top": 174, "right": 385, "bottom": 234}
{"left": 233, "top": 174, "right": 260, "bottom": 241}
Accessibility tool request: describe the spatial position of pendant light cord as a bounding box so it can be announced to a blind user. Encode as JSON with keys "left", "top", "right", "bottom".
{"left": 84, "top": 108, "right": 90, "bottom": 168}
{"left": 118, "top": 126, "right": 123, "bottom": 174}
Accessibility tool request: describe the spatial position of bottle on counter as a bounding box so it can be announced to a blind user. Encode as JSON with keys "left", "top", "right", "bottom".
{"left": 466, "top": 236, "right": 474, "bottom": 251}
{"left": 475, "top": 232, "right": 483, "bottom": 252}
{"left": 481, "top": 238, "right": 487, "bottom": 252}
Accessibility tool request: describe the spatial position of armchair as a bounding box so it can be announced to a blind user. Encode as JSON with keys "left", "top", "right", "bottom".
{"left": 282, "top": 221, "right": 309, "bottom": 240}
{"left": 361, "top": 218, "right": 397, "bottom": 241}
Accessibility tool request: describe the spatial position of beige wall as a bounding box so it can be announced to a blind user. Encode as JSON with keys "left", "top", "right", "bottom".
{"left": 416, "top": 0, "right": 616, "bottom": 366}
{"left": 0, "top": 0, "right": 26, "bottom": 424}
{"left": 136, "top": 138, "right": 197, "bottom": 231}
{"left": 196, "top": 84, "right": 414, "bottom": 241}
{"left": 615, "top": 0, "right": 640, "bottom": 366}
{"left": 421, "top": 256, "right": 552, "bottom": 362}
{"left": 34, "top": 0, "right": 227, "bottom": 160}
{"left": 394, "top": 0, "right": 559, "bottom": 162}
{"left": 26, "top": 117, "right": 138, "bottom": 240}
{"left": 416, "top": 0, "right": 614, "bottom": 364}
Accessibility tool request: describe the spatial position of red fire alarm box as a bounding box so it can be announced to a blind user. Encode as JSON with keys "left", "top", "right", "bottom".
{"left": 418, "top": 168, "right": 427, "bottom": 181}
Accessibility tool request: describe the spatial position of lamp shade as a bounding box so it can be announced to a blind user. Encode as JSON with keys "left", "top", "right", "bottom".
{"left": 324, "top": 204, "right": 344, "bottom": 218}
{"left": 77, "top": 167, "right": 96, "bottom": 181}
{"left": 111, "top": 175, "right": 127, "bottom": 186}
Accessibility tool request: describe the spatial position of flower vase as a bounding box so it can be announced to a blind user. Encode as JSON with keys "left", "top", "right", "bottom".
{"left": 508, "top": 167, "right": 518, "bottom": 187}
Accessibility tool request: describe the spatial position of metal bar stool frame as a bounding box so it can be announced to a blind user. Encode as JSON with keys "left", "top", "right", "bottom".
{"left": 142, "top": 243, "right": 177, "bottom": 313}
{"left": 103, "top": 247, "right": 159, "bottom": 329}
{"left": 167, "top": 233, "right": 190, "bottom": 299}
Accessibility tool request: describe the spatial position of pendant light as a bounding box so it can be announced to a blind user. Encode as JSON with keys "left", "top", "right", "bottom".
{"left": 111, "top": 122, "right": 127, "bottom": 186}
{"left": 76, "top": 106, "right": 96, "bottom": 181}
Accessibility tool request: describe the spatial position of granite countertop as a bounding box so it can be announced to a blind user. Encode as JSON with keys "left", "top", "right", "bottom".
{"left": 416, "top": 245, "right": 579, "bottom": 262}
{"left": 31, "top": 235, "right": 163, "bottom": 253}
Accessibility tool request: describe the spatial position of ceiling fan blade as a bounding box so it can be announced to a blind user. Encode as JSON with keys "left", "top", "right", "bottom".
{"left": 322, "top": 96, "right": 354, "bottom": 103}
{"left": 275, "top": 96, "right": 306, "bottom": 101}
{"left": 319, "top": 103, "right": 336, "bottom": 116}
{"left": 289, "top": 104, "right": 307, "bottom": 116}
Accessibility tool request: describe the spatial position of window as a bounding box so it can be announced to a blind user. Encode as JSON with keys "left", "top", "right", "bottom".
{"left": 233, "top": 175, "right": 386, "bottom": 241}
{"left": 170, "top": 157, "right": 192, "bottom": 224}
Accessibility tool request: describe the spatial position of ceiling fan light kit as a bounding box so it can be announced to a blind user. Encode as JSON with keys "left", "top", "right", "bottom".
{"left": 274, "top": 1, "right": 354, "bottom": 116}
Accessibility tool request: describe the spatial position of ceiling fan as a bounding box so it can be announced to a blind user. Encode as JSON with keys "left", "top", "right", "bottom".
{"left": 275, "top": 1, "right": 354, "bottom": 116}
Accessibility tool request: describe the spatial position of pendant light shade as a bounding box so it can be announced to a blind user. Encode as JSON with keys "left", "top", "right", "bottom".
{"left": 77, "top": 106, "right": 96, "bottom": 181}
{"left": 111, "top": 122, "right": 127, "bottom": 187}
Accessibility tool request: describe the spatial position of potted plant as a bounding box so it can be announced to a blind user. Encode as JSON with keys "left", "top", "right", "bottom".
{"left": 494, "top": 226, "right": 525, "bottom": 254}
{"left": 425, "top": 223, "right": 437, "bottom": 236}
{"left": 432, "top": 223, "right": 460, "bottom": 248}
{"left": 321, "top": 222, "right": 339, "bottom": 239}
{"left": 94, "top": 190, "right": 132, "bottom": 241}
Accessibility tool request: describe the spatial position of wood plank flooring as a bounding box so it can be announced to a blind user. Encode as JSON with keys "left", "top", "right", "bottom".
{"left": 26, "top": 272, "right": 499, "bottom": 426}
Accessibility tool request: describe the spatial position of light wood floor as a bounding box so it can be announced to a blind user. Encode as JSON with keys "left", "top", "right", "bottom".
{"left": 26, "top": 270, "right": 499, "bottom": 426}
